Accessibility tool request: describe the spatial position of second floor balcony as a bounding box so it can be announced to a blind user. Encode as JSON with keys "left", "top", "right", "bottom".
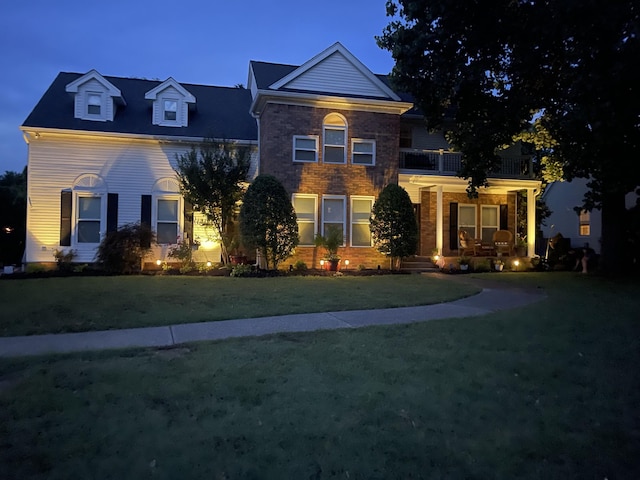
{"left": 399, "top": 148, "right": 535, "bottom": 179}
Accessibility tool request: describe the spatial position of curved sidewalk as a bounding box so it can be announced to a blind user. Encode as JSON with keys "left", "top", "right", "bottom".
{"left": 0, "top": 280, "right": 545, "bottom": 358}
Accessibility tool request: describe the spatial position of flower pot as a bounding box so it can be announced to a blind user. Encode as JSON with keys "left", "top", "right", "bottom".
{"left": 324, "top": 259, "right": 340, "bottom": 271}
{"left": 495, "top": 264, "right": 504, "bottom": 272}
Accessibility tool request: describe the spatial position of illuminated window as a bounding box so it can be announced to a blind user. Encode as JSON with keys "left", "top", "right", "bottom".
{"left": 77, "top": 196, "right": 102, "bottom": 243}
{"left": 163, "top": 100, "right": 178, "bottom": 121}
{"left": 458, "top": 204, "right": 477, "bottom": 242}
{"left": 351, "top": 197, "right": 374, "bottom": 247}
{"left": 323, "top": 113, "right": 347, "bottom": 164}
{"left": 87, "top": 93, "right": 102, "bottom": 115}
{"left": 156, "top": 198, "right": 179, "bottom": 244}
{"left": 322, "top": 196, "right": 345, "bottom": 243}
{"left": 292, "top": 194, "right": 317, "bottom": 245}
{"left": 293, "top": 136, "right": 318, "bottom": 163}
{"left": 481, "top": 205, "right": 499, "bottom": 244}
{"left": 352, "top": 139, "right": 375, "bottom": 166}
{"left": 579, "top": 210, "right": 591, "bottom": 236}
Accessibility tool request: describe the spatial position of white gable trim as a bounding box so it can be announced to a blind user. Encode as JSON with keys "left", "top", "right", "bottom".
{"left": 144, "top": 78, "right": 196, "bottom": 103}
{"left": 65, "top": 69, "right": 125, "bottom": 104}
{"left": 269, "top": 42, "right": 401, "bottom": 101}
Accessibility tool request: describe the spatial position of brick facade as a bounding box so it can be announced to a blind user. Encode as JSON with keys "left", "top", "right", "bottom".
{"left": 258, "top": 103, "right": 400, "bottom": 269}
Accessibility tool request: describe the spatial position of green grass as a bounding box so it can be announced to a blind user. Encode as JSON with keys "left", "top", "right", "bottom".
{"left": 0, "top": 273, "right": 639, "bottom": 478}
{"left": 0, "top": 275, "right": 479, "bottom": 336}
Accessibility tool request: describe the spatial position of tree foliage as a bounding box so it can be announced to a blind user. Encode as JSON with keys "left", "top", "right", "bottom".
{"left": 370, "top": 184, "right": 418, "bottom": 269}
{"left": 239, "top": 175, "right": 298, "bottom": 270}
{"left": 175, "top": 139, "right": 251, "bottom": 264}
{"left": 378, "top": 0, "right": 640, "bottom": 273}
{"left": 0, "top": 168, "right": 27, "bottom": 264}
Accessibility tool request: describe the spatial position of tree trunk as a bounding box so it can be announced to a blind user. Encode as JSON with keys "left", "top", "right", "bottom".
{"left": 599, "top": 191, "right": 626, "bottom": 276}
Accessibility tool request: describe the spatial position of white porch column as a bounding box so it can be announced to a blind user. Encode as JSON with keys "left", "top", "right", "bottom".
{"left": 527, "top": 188, "right": 536, "bottom": 257}
{"left": 436, "top": 185, "right": 443, "bottom": 254}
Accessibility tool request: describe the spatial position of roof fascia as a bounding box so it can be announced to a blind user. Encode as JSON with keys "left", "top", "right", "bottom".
{"left": 250, "top": 89, "right": 413, "bottom": 116}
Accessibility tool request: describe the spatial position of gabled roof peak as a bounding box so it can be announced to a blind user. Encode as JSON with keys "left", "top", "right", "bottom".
{"left": 144, "top": 77, "right": 196, "bottom": 103}
{"left": 268, "top": 42, "right": 401, "bottom": 101}
{"left": 65, "top": 69, "right": 126, "bottom": 104}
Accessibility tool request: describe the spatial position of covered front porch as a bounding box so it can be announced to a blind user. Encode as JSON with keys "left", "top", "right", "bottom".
{"left": 399, "top": 173, "right": 542, "bottom": 259}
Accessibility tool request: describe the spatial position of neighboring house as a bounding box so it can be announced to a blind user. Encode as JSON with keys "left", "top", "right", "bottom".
{"left": 541, "top": 178, "right": 638, "bottom": 254}
{"left": 21, "top": 42, "right": 541, "bottom": 269}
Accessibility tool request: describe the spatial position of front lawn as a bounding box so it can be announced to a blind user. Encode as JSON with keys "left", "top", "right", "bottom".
{"left": 0, "top": 273, "right": 639, "bottom": 478}
{"left": 0, "top": 274, "right": 479, "bottom": 336}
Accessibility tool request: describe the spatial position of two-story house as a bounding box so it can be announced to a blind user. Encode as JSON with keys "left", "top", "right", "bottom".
{"left": 20, "top": 42, "right": 540, "bottom": 270}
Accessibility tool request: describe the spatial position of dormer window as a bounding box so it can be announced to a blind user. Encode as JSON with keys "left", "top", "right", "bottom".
{"left": 163, "top": 100, "right": 178, "bottom": 122}
{"left": 87, "top": 93, "right": 102, "bottom": 116}
{"left": 145, "top": 78, "right": 196, "bottom": 127}
{"left": 65, "top": 70, "right": 125, "bottom": 122}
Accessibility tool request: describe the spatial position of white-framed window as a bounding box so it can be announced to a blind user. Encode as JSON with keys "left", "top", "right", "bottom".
{"left": 163, "top": 99, "right": 178, "bottom": 122}
{"left": 352, "top": 139, "right": 376, "bottom": 166}
{"left": 87, "top": 93, "right": 102, "bottom": 116}
{"left": 155, "top": 196, "right": 181, "bottom": 244}
{"left": 458, "top": 204, "right": 477, "bottom": 243}
{"left": 293, "top": 136, "right": 318, "bottom": 163}
{"left": 351, "top": 196, "right": 374, "bottom": 247}
{"left": 292, "top": 194, "right": 318, "bottom": 245}
{"left": 76, "top": 195, "right": 102, "bottom": 243}
{"left": 481, "top": 205, "right": 499, "bottom": 244}
{"left": 579, "top": 210, "right": 591, "bottom": 236}
{"left": 323, "top": 113, "right": 347, "bottom": 164}
{"left": 322, "top": 195, "right": 346, "bottom": 244}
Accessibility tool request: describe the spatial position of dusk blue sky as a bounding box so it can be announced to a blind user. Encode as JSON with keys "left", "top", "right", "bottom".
{"left": 0, "top": 0, "right": 397, "bottom": 173}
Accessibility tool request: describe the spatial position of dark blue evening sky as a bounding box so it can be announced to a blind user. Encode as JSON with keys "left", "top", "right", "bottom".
{"left": 0, "top": 0, "right": 396, "bottom": 173}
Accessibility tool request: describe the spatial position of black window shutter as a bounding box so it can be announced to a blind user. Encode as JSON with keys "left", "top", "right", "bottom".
{"left": 449, "top": 202, "right": 458, "bottom": 251}
{"left": 141, "top": 195, "right": 152, "bottom": 248}
{"left": 107, "top": 193, "right": 118, "bottom": 234}
{"left": 60, "top": 191, "right": 72, "bottom": 246}
{"left": 500, "top": 204, "right": 508, "bottom": 230}
{"left": 184, "top": 200, "right": 194, "bottom": 244}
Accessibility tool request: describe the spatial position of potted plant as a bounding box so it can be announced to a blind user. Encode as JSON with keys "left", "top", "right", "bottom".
{"left": 494, "top": 258, "right": 505, "bottom": 271}
{"left": 458, "top": 256, "right": 471, "bottom": 271}
{"left": 315, "top": 226, "right": 343, "bottom": 271}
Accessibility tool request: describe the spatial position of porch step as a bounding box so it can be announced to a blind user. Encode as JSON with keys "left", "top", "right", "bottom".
{"left": 400, "top": 256, "right": 440, "bottom": 273}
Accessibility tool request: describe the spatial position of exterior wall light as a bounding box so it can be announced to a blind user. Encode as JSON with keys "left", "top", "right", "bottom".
{"left": 156, "top": 259, "right": 162, "bottom": 266}
{"left": 344, "top": 259, "right": 350, "bottom": 268}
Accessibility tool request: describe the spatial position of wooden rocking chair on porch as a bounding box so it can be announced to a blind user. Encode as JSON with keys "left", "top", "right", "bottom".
{"left": 458, "top": 229, "right": 479, "bottom": 256}
{"left": 493, "top": 230, "right": 514, "bottom": 256}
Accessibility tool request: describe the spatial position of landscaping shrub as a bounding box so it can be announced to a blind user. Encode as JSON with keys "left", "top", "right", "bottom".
{"left": 96, "top": 223, "right": 154, "bottom": 274}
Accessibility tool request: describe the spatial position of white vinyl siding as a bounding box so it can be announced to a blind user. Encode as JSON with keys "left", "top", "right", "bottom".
{"left": 283, "top": 51, "right": 390, "bottom": 98}
{"left": 74, "top": 79, "right": 114, "bottom": 121}
{"left": 458, "top": 205, "right": 477, "bottom": 242}
{"left": 352, "top": 139, "right": 375, "bottom": 166}
{"left": 351, "top": 197, "right": 374, "bottom": 247}
{"left": 481, "top": 205, "right": 499, "bottom": 244}
{"left": 322, "top": 195, "right": 346, "bottom": 244}
{"left": 293, "top": 136, "right": 318, "bottom": 163}
{"left": 292, "top": 194, "right": 317, "bottom": 246}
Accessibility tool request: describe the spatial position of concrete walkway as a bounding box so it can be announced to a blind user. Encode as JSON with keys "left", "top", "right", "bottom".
{"left": 0, "top": 276, "right": 545, "bottom": 358}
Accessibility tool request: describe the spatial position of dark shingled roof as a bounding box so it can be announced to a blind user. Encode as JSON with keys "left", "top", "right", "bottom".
{"left": 22, "top": 72, "right": 258, "bottom": 141}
